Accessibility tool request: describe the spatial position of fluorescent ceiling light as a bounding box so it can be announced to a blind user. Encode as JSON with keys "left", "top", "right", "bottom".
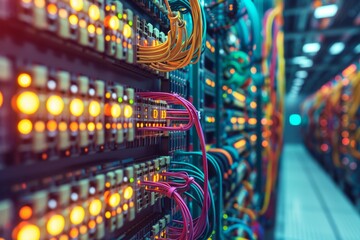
{"left": 292, "top": 56, "right": 308, "bottom": 64}
{"left": 296, "top": 71, "right": 308, "bottom": 78}
{"left": 300, "top": 59, "right": 313, "bottom": 68}
{"left": 292, "top": 57, "right": 313, "bottom": 67}
{"left": 294, "top": 78, "right": 305, "bottom": 84}
{"left": 314, "top": 4, "right": 338, "bottom": 19}
{"left": 303, "top": 43, "right": 321, "bottom": 53}
{"left": 293, "top": 80, "right": 304, "bottom": 86}
{"left": 329, "top": 42, "right": 345, "bottom": 55}
{"left": 355, "top": 43, "right": 360, "bottom": 53}
{"left": 289, "top": 114, "right": 302, "bottom": 126}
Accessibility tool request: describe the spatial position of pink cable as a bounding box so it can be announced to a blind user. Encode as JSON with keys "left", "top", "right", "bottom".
{"left": 137, "top": 92, "right": 210, "bottom": 240}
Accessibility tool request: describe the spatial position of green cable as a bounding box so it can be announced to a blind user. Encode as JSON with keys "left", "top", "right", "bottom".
{"left": 174, "top": 151, "right": 223, "bottom": 239}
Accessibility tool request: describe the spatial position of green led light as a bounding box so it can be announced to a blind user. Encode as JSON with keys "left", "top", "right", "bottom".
{"left": 223, "top": 226, "right": 228, "bottom": 231}
{"left": 223, "top": 213, "right": 228, "bottom": 219}
{"left": 156, "top": 167, "right": 160, "bottom": 171}
{"left": 117, "top": 13, "right": 122, "bottom": 19}
{"left": 289, "top": 114, "right": 301, "bottom": 126}
{"left": 129, "top": 99, "right": 134, "bottom": 104}
{"left": 129, "top": 20, "right": 133, "bottom": 26}
{"left": 129, "top": 177, "right": 134, "bottom": 183}
{"left": 118, "top": 97, "right": 123, "bottom": 103}
{"left": 222, "top": 93, "right": 227, "bottom": 98}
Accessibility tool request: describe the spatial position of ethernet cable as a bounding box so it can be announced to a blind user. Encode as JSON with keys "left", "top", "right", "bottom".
{"left": 173, "top": 151, "right": 223, "bottom": 239}
{"left": 224, "top": 217, "right": 256, "bottom": 240}
{"left": 137, "top": 92, "right": 210, "bottom": 239}
{"left": 137, "top": 0, "right": 203, "bottom": 72}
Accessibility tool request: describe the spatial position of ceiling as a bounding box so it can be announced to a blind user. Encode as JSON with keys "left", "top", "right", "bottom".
{"left": 283, "top": 0, "right": 360, "bottom": 95}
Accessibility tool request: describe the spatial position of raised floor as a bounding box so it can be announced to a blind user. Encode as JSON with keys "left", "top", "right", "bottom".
{"left": 275, "top": 144, "right": 360, "bottom": 240}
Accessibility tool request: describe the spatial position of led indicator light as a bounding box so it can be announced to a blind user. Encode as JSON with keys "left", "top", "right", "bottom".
{"left": 17, "top": 73, "right": 32, "bottom": 87}
{"left": 46, "top": 95, "right": 64, "bottom": 116}
{"left": 70, "top": 206, "right": 85, "bottom": 225}
{"left": 16, "top": 91, "right": 40, "bottom": 115}
{"left": 47, "top": 214, "right": 65, "bottom": 236}
{"left": 16, "top": 223, "right": 40, "bottom": 240}
{"left": 70, "top": 98, "right": 84, "bottom": 117}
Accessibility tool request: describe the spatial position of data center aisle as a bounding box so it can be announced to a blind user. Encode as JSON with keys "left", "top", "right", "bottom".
{"left": 275, "top": 144, "right": 360, "bottom": 240}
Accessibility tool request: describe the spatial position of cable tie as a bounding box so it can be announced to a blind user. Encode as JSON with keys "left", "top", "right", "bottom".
{"left": 186, "top": 177, "right": 194, "bottom": 186}
{"left": 165, "top": 187, "right": 177, "bottom": 198}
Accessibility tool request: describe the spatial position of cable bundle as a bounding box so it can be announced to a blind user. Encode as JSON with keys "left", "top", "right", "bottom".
{"left": 137, "top": 0, "right": 203, "bottom": 72}
{"left": 259, "top": 4, "right": 284, "bottom": 216}
{"left": 137, "top": 92, "right": 210, "bottom": 239}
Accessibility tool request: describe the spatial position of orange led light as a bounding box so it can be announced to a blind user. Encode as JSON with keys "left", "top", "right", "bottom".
{"left": 237, "top": 118, "right": 245, "bottom": 124}
{"left": 96, "top": 216, "right": 103, "bottom": 224}
{"left": 34, "top": 121, "right": 45, "bottom": 132}
{"left": 111, "top": 104, "right": 121, "bottom": 118}
{"left": 18, "top": 119, "right": 33, "bottom": 135}
{"left": 248, "top": 118, "right": 257, "bottom": 125}
{"left": 69, "top": 15, "right": 78, "bottom": 25}
{"left": 123, "top": 203, "right": 128, "bottom": 211}
{"left": 16, "top": 223, "right": 40, "bottom": 240}
{"left": 89, "top": 101, "right": 101, "bottom": 117}
{"left": 19, "top": 206, "right": 32, "bottom": 220}
{"left": 88, "top": 4, "right": 100, "bottom": 21}
{"left": 88, "top": 220, "right": 96, "bottom": 229}
{"left": 96, "top": 122, "right": 103, "bottom": 130}
{"left": 96, "top": 27, "right": 103, "bottom": 35}
{"left": 69, "top": 228, "right": 79, "bottom": 239}
{"left": 108, "top": 16, "right": 119, "bottom": 30}
{"left": 88, "top": 24, "right": 96, "bottom": 34}
{"left": 79, "top": 19, "right": 86, "bottom": 28}
{"left": 70, "top": 206, "right": 85, "bottom": 225}
{"left": 79, "top": 225, "right": 87, "bottom": 234}
{"left": 70, "top": 0, "right": 83, "bottom": 11}
{"left": 70, "top": 122, "right": 79, "bottom": 132}
{"left": 123, "top": 186, "right": 133, "bottom": 200}
{"left": 251, "top": 86, "right": 257, "bottom": 92}
{"left": 79, "top": 123, "right": 86, "bottom": 131}
{"left": 233, "top": 92, "right": 246, "bottom": 102}
{"left": 17, "top": 73, "right": 32, "bottom": 87}
{"left": 46, "top": 95, "right": 64, "bottom": 116}
{"left": 47, "top": 4, "right": 57, "bottom": 15}
{"left": 59, "top": 122, "right": 67, "bottom": 131}
{"left": 34, "top": 0, "right": 45, "bottom": 8}
{"left": 250, "top": 102, "right": 257, "bottom": 109}
{"left": 124, "top": 105, "right": 133, "bottom": 118}
{"left": 0, "top": 91, "right": 3, "bottom": 108}
{"left": 89, "top": 199, "right": 102, "bottom": 216}
{"left": 108, "top": 193, "right": 120, "bottom": 207}
{"left": 59, "top": 9, "right": 68, "bottom": 18}
{"left": 87, "top": 122, "right": 95, "bottom": 131}
{"left": 47, "top": 214, "right": 65, "bottom": 236}
{"left": 59, "top": 235, "right": 69, "bottom": 240}
{"left": 123, "top": 24, "right": 132, "bottom": 38}
{"left": 16, "top": 91, "right": 40, "bottom": 115}
{"left": 250, "top": 135, "right": 257, "bottom": 142}
{"left": 251, "top": 66, "right": 257, "bottom": 74}
{"left": 70, "top": 98, "right": 84, "bottom": 117}
{"left": 47, "top": 120, "right": 57, "bottom": 132}
{"left": 234, "top": 139, "right": 246, "bottom": 149}
{"left": 105, "top": 211, "right": 111, "bottom": 219}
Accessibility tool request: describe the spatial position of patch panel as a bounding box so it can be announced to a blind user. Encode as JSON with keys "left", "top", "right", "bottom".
{"left": 0, "top": 0, "right": 177, "bottom": 78}
{"left": 0, "top": 156, "right": 170, "bottom": 240}
{"left": 0, "top": 58, "right": 139, "bottom": 165}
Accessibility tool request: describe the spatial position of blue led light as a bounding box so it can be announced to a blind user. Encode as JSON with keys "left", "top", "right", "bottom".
{"left": 289, "top": 114, "right": 302, "bottom": 126}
